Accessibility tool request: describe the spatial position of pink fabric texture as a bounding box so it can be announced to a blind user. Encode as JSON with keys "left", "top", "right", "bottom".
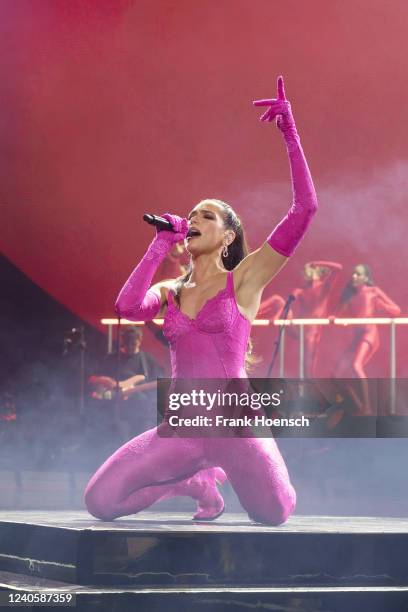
{"left": 115, "top": 213, "right": 188, "bottom": 321}
{"left": 84, "top": 80, "right": 320, "bottom": 524}
{"left": 85, "top": 270, "right": 296, "bottom": 524}
{"left": 254, "top": 76, "right": 318, "bottom": 257}
{"left": 163, "top": 271, "right": 249, "bottom": 378}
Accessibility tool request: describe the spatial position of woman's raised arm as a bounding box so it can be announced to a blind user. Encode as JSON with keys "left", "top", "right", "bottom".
{"left": 374, "top": 287, "right": 401, "bottom": 317}
{"left": 236, "top": 76, "right": 318, "bottom": 293}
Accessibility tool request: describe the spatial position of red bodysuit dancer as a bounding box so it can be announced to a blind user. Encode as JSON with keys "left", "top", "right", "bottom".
{"left": 84, "top": 76, "right": 318, "bottom": 524}
{"left": 334, "top": 264, "right": 401, "bottom": 414}
{"left": 257, "top": 293, "right": 286, "bottom": 320}
{"left": 291, "top": 260, "right": 342, "bottom": 377}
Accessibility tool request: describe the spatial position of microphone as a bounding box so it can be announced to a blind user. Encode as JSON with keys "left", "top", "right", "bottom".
{"left": 143, "top": 214, "right": 174, "bottom": 232}
{"left": 280, "top": 293, "right": 295, "bottom": 319}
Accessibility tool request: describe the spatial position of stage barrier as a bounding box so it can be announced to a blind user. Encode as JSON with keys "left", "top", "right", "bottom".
{"left": 101, "top": 317, "right": 408, "bottom": 415}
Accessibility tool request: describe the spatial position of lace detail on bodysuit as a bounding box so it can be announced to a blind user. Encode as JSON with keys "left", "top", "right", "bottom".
{"left": 163, "top": 271, "right": 251, "bottom": 378}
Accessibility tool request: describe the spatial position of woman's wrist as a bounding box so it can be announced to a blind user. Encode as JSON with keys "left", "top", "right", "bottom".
{"left": 146, "top": 234, "right": 175, "bottom": 261}
{"left": 280, "top": 114, "right": 301, "bottom": 153}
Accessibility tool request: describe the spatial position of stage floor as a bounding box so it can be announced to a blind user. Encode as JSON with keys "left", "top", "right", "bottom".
{"left": 1, "top": 511, "right": 408, "bottom": 611}
{"left": 1, "top": 509, "right": 408, "bottom": 532}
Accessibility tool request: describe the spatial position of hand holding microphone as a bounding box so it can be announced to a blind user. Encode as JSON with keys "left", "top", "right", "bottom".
{"left": 143, "top": 214, "right": 173, "bottom": 231}
{"left": 115, "top": 212, "right": 188, "bottom": 320}
{"left": 143, "top": 212, "right": 188, "bottom": 244}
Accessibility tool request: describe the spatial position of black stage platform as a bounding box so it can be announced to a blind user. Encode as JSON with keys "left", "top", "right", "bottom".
{"left": 0, "top": 511, "right": 408, "bottom": 611}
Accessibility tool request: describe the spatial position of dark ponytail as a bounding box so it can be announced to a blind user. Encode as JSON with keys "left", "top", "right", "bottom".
{"left": 216, "top": 199, "right": 249, "bottom": 270}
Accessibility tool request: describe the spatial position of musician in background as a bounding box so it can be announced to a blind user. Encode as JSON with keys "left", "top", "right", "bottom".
{"left": 88, "top": 326, "right": 163, "bottom": 435}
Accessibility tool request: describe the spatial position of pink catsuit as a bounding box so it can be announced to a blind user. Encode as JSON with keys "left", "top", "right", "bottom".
{"left": 84, "top": 77, "right": 316, "bottom": 524}
{"left": 84, "top": 271, "right": 296, "bottom": 524}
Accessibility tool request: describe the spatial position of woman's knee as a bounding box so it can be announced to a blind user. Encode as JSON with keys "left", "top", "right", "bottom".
{"left": 84, "top": 481, "right": 117, "bottom": 521}
{"left": 351, "top": 360, "right": 365, "bottom": 378}
{"left": 248, "top": 485, "right": 296, "bottom": 526}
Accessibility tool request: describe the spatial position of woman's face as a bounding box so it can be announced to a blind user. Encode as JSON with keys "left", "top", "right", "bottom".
{"left": 303, "top": 263, "right": 324, "bottom": 281}
{"left": 185, "top": 201, "right": 234, "bottom": 256}
{"left": 351, "top": 265, "right": 368, "bottom": 286}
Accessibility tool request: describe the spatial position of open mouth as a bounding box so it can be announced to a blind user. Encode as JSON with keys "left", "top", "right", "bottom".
{"left": 186, "top": 229, "right": 201, "bottom": 239}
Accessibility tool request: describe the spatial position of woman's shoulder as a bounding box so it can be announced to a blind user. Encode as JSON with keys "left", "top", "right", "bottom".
{"left": 152, "top": 277, "right": 182, "bottom": 296}
{"left": 161, "top": 278, "right": 181, "bottom": 291}
{"left": 362, "top": 285, "right": 383, "bottom": 300}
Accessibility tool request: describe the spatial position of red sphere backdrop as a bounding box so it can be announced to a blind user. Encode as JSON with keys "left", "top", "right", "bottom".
{"left": 1, "top": 0, "right": 407, "bottom": 376}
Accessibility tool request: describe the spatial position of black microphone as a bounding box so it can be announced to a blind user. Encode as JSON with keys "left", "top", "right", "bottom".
{"left": 143, "top": 214, "right": 174, "bottom": 232}
{"left": 281, "top": 294, "right": 295, "bottom": 319}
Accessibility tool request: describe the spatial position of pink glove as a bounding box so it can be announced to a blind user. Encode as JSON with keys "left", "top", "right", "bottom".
{"left": 254, "top": 76, "right": 318, "bottom": 257}
{"left": 115, "top": 213, "right": 188, "bottom": 321}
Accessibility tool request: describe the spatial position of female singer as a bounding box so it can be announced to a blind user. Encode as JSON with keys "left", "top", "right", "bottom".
{"left": 84, "top": 76, "right": 318, "bottom": 525}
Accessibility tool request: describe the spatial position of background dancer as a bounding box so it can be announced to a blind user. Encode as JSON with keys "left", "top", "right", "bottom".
{"left": 257, "top": 293, "right": 286, "bottom": 320}
{"left": 334, "top": 264, "right": 401, "bottom": 415}
{"left": 259, "top": 261, "right": 341, "bottom": 377}
{"left": 290, "top": 260, "right": 343, "bottom": 377}
{"left": 84, "top": 75, "right": 318, "bottom": 525}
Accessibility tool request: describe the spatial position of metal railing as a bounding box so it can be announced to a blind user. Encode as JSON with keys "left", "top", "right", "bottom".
{"left": 101, "top": 318, "right": 408, "bottom": 375}
{"left": 273, "top": 317, "right": 408, "bottom": 377}
{"left": 273, "top": 317, "right": 408, "bottom": 414}
{"left": 101, "top": 316, "right": 408, "bottom": 413}
{"left": 100, "top": 317, "right": 270, "bottom": 354}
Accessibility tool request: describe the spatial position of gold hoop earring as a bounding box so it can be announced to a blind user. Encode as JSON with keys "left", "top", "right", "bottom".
{"left": 222, "top": 244, "right": 228, "bottom": 258}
